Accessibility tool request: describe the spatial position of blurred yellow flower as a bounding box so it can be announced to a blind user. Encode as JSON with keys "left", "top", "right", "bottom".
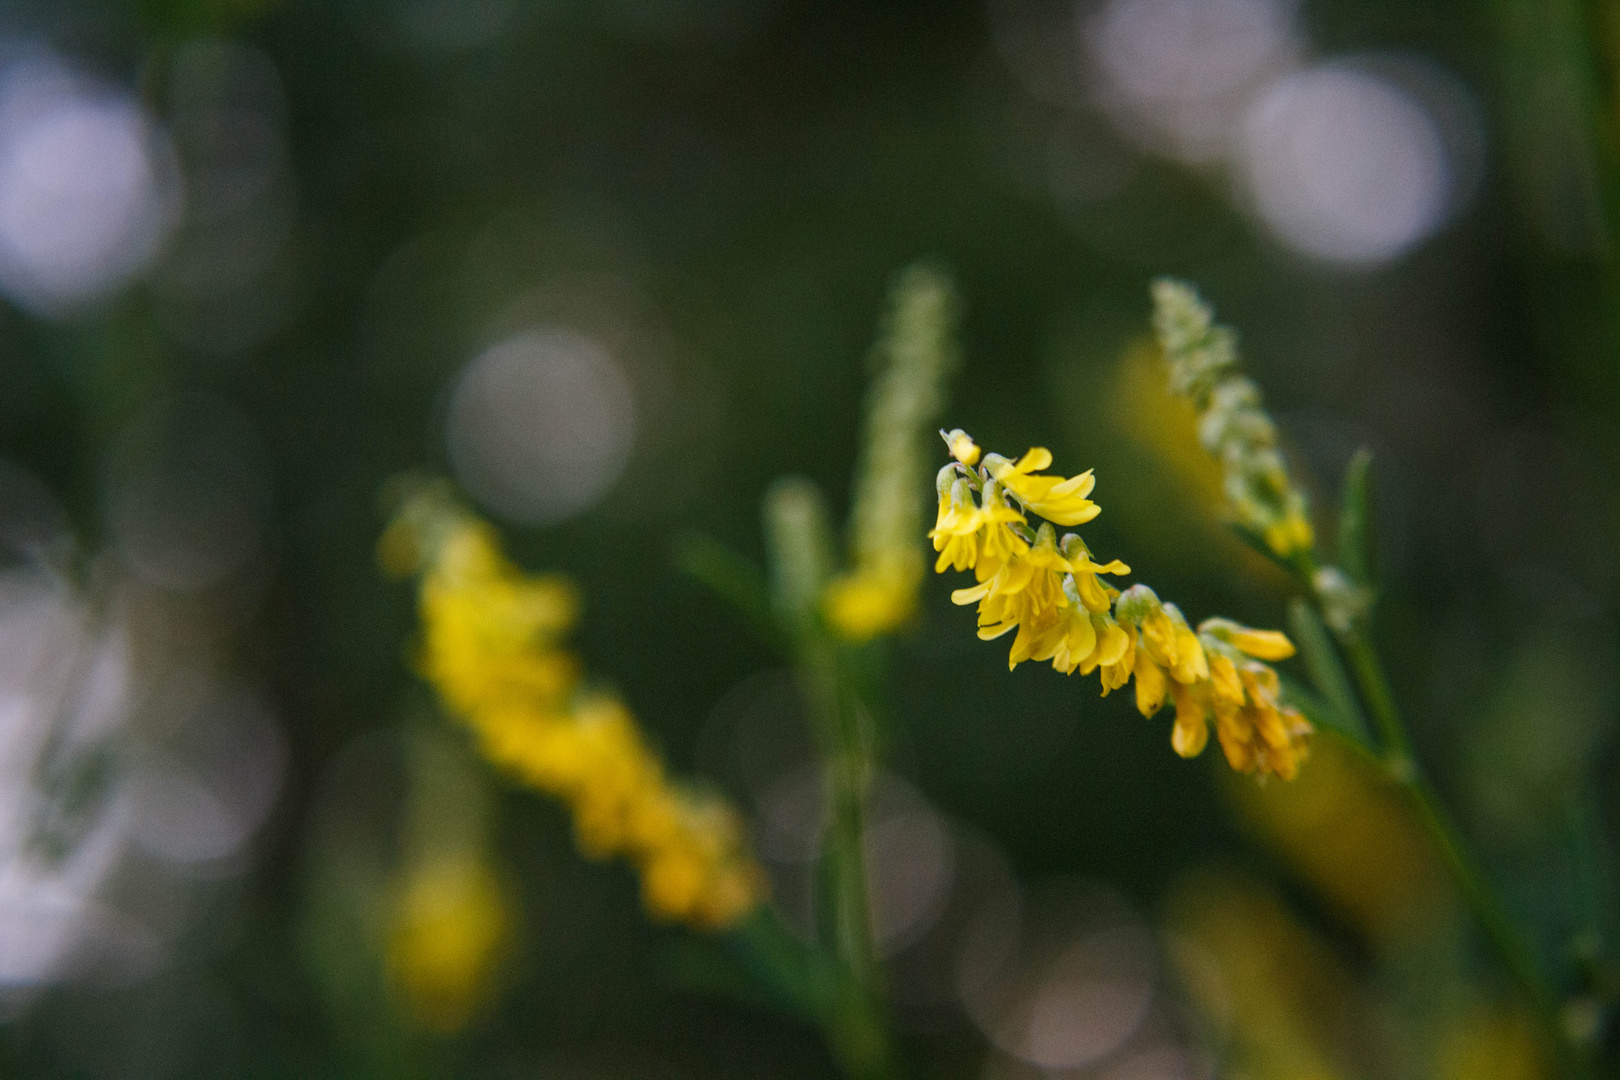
{"left": 823, "top": 565, "right": 922, "bottom": 641}
{"left": 1165, "top": 869, "right": 1367, "bottom": 1080}
{"left": 385, "top": 485, "right": 765, "bottom": 930}
{"left": 387, "top": 855, "right": 510, "bottom": 1034}
{"left": 932, "top": 432, "right": 1310, "bottom": 780}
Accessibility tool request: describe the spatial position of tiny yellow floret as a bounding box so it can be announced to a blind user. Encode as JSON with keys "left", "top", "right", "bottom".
{"left": 942, "top": 428, "right": 981, "bottom": 466}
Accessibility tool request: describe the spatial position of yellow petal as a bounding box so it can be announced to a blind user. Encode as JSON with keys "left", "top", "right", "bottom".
{"left": 1015, "top": 447, "right": 1053, "bottom": 472}
{"left": 952, "top": 583, "right": 990, "bottom": 605}
{"left": 1134, "top": 655, "right": 1167, "bottom": 717}
{"left": 1231, "top": 627, "right": 1295, "bottom": 660}
{"left": 1171, "top": 713, "right": 1208, "bottom": 758}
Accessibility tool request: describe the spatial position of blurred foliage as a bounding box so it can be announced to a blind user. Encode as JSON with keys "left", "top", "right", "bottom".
{"left": 0, "top": 0, "right": 1617, "bottom": 1077}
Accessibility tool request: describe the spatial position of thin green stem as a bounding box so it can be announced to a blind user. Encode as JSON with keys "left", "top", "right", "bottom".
{"left": 1336, "top": 625, "right": 1583, "bottom": 1073}
{"left": 799, "top": 636, "right": 899, "bottom": 1080}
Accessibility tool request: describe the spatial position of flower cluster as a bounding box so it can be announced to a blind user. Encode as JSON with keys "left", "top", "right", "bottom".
{"left": 931, "top": 431, "right": 1311, "bottom": 780}
{"left": 1151, "top": 278, "right": 1313, "bottom": 559}
{"left": 381, "top": 486, "right": 764, "bottom": 929}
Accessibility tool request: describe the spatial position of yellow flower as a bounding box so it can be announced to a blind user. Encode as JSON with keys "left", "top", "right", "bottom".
{"left": 1169, "top": 680, "right": 1210, "bottom": 757}
{"left": 829, "top": 264, "right": 959, "bottom": 642}
{"left": 386, "top": 855, "right": 510, "bottom": 1034}
{"left": 823, "top": 565, "right": 921, "bottom": 641}
{"left": 929, "top": 473, "right": 985, "bottom": 573}
{"left": 932, "top": 430, "right": 1309, "bottom": 780}
{"left": 975, "top": 480, "right": 1031, "bottom": 579}
{"left": 1064, "top": 536, "right": 1129, "bottom": 613}
{"left": 1096, "top": 620, "right": 1137, "bottom": 694}
{"left": 385, "top": 488, "right": 766, "bottom": 930}
{"left": 984, "top": 448, "right": 1101, "bottom": 527}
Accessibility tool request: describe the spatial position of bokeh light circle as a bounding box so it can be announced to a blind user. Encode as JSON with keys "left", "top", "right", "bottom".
{"left": 446, "top": 326, "right": 637, "bottom": 524}
{"left": 0, "top": 57, "right": 179, "bottom": 315}
{"left": 1239, "top": 63, "right": 1448, "bottom": 263}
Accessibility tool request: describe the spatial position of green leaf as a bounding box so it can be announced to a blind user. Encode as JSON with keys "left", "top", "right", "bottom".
{"left": 673, "top": 531, "right": 787, "bottom": 653}
{"left": 1287, "top": 597, "right": 1371, "bottom": 748}
{"left": 1337, "top": 447, "right": 1376, "bottom": 589}
{"left": 726, "top": 906, "right": 842, "bottom": 1025}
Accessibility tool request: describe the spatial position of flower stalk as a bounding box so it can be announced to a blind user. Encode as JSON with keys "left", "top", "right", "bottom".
{"left": 764, "top": 477, "right": 899, "bottom": 1080}
{"left": 1151, "top": 278, "right": 1592, "bottom": 1075}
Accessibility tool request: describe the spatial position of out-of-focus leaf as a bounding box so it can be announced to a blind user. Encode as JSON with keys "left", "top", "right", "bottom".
{"left": 1337, "top": 448, "right": 1376, "bottom": 590}
{"left": 727, "top": 907, "right": 841, "bottom": 1026}
{"left": 1287, "top": 597, "right": 1370, "bottom": 748}
{"left": 673, "top": 530, "right": 786, "bottom": 654}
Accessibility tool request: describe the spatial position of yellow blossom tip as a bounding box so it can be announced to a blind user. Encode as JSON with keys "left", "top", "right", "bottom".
{"left": 941, "top": 428, "right": 981, "bottom": 466}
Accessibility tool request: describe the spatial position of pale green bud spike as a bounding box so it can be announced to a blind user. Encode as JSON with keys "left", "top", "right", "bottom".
{"left": 1150, "top": 278, "right": 1315, "bottom": 560}
{"left": 847, "top": 262, "right": 960, "bottom": 584}
{"left": 764, "top": 476, "right": 835, "bottom": 635}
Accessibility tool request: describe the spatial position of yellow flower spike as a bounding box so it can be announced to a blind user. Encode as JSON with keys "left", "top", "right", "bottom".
{"left": 1199, "top": 618, "right": 1297, "bottom": 661}
{"left": 830, "top": 265, "right": 959, "bottom": 642}
{"left": 386, "top": 854, "right": 511, "bottom": 1034}
{"left": 823, "top": 568, "right": 921, "bottom": 641}
{"left": 387, "top": 487, "right": 766, "bottom": 931}
{"left": 930, "top": 433, "right": 1307, "bottom": 779}
{"left": 941, "top": 427, "right": 981, "bottom": 466}
{"left": 1153, "top": 280, "right": 1316, "bottom": 560}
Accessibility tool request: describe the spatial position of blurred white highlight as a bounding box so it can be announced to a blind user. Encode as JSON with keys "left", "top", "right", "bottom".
{"left": 1240, "top": 64, "right": 1449, "bottom": 263}
{"left": 753, "top": 768, "right": 956, "bottom": 955}
{"left": 0, "top": 55, "right": 179, "bottom": 315}
{"left": 1086, "top": 0, "right": 1295, "bottom": 162}
{"left": 127, "top": 685, "right": 284, "bottom": 867}
{"left": 1057, "top": 0, "right": 1476, "bottom": 264}
{"left": 959, "top": 881, "right": 1157, "bottom": 1069}
{"left": 447, "top": 327, "right": 637, "bottom": 524}
{"left": 0, "top": 571, "right": 137, "bottom": 988}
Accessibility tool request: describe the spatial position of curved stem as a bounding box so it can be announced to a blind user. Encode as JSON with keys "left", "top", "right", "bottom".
{"left": 1337, "top": 626, "right": 1583, "bottom": 1073}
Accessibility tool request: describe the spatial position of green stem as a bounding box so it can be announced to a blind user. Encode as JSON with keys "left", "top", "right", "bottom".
{"left": 1337, "top": 626, "right": 1581, "bottom": 1072}
{"left": 800, "top": 636, "right": 899, "bottom": 1080}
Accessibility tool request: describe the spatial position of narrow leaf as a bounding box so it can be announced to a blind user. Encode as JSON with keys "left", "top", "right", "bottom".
{"left": 673, "top": 531, "right": 787, "bottom": 653}
{"left": 1337, "top": 447, "right": 1376, "bottom": 589}
{"left": 1287, "top": 597, "right": 1371, "bottom": 748}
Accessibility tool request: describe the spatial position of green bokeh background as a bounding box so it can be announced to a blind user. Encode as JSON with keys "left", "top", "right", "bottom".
{"left": 1, "top": 0, "right": 1617, "bottom": 1076}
